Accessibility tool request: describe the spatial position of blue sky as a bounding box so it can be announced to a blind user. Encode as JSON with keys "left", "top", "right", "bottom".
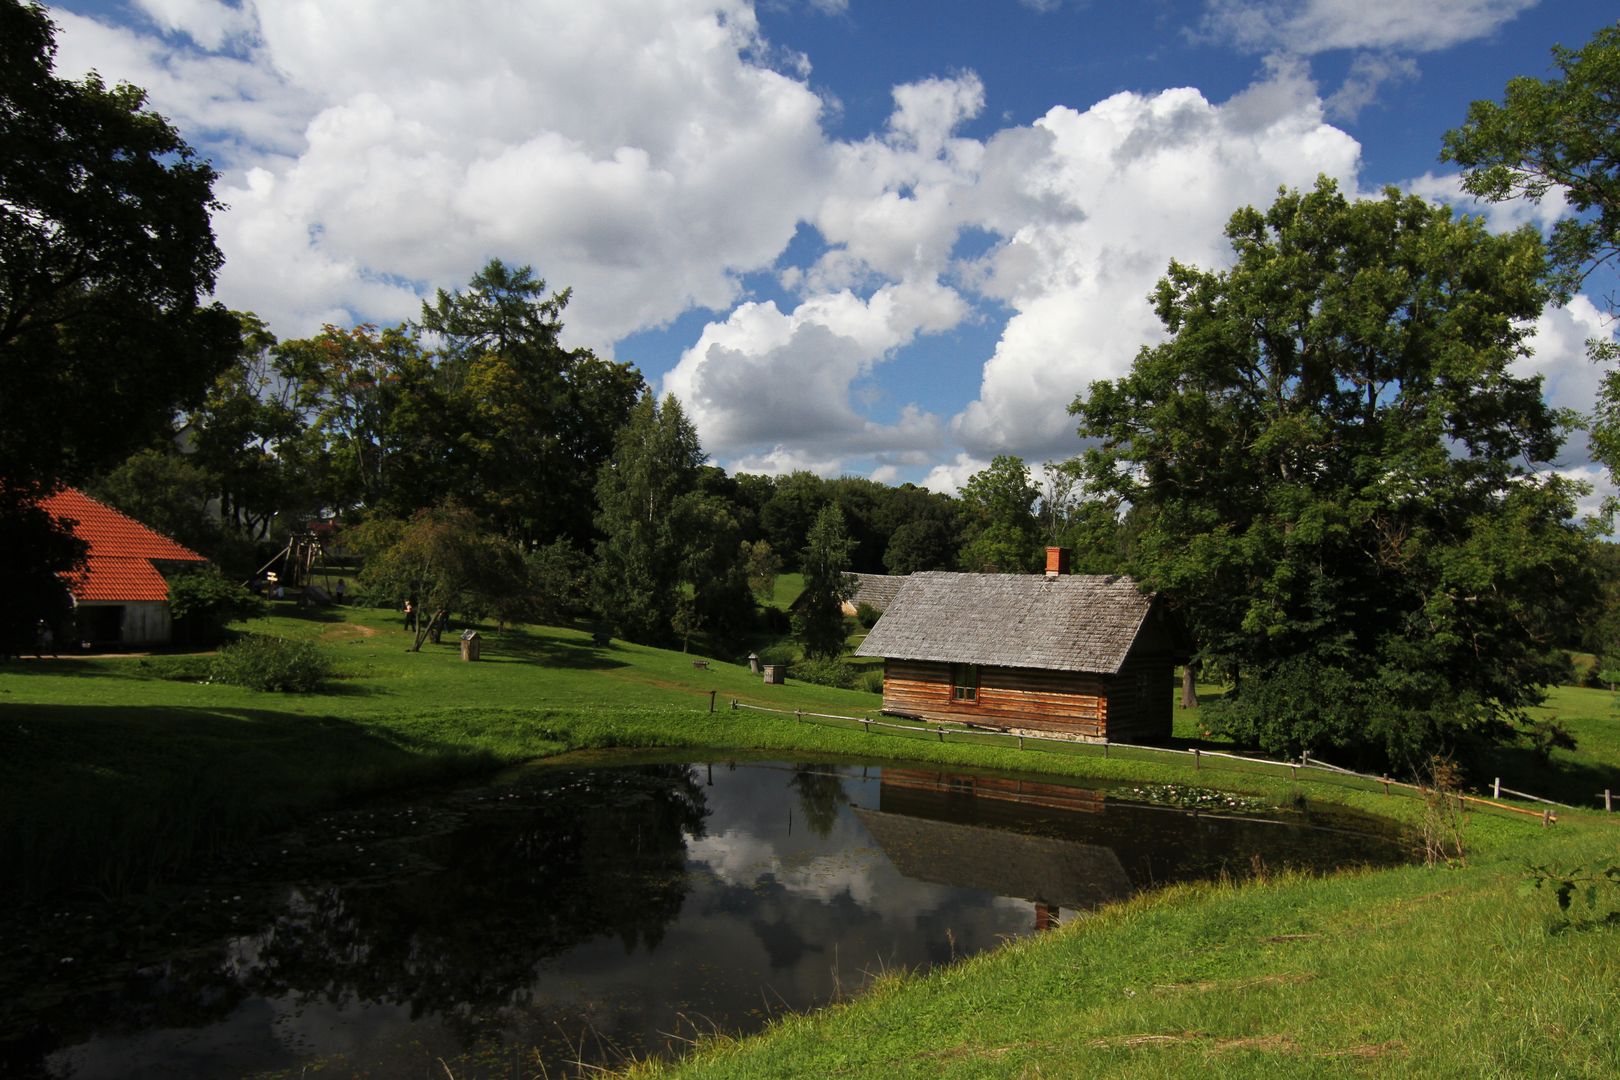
{"left": 44, "top": 1, "right": 1620, "bottom": 501}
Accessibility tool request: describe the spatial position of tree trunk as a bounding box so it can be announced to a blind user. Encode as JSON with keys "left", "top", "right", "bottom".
{"left": 1181, "top": 660, "right": 1198, "bottom": 709}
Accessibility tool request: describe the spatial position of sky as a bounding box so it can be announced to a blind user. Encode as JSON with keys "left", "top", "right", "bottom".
{"left": 42, "top": 0, "right": 1620, "bottom": 505}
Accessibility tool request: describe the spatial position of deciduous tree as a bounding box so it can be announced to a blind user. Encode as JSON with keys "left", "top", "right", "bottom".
{"left": 1442, "top": 24, "right": 1620, "bottom": 506}
{"left": 1073, "top": 178, "right": 1592, "bottom": 769}
{"left": 592, "top": 394, "right": 706, "bottom": 643}
{"left": 958, "top": 455, "right": 1040, "bottom": 573}
{"left": 1, "top": 0, "right": 237, "bottom": 649}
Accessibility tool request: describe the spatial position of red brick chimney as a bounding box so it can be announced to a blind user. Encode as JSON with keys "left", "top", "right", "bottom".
{"left": 1045, "top": 546, "right": 1069, "bottom": 577}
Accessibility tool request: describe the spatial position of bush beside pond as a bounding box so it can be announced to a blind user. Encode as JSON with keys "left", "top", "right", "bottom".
{"left": 210, "top": 635, "right": 334, "bottom": 692}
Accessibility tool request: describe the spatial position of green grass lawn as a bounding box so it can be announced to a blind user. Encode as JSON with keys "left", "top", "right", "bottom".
{"left": 3, "top": 610, "right": 1619, "bottom": 1078}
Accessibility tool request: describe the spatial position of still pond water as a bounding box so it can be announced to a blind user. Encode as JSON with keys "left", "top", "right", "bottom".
{"left": 10, "top": 755, "right": 1409, "bottom": 1078}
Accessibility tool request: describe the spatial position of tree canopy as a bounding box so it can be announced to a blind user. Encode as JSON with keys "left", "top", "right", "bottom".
{"left": 1442, "top": 24, "right": 1620, "bottom": 306}
{"left": 0, "top": 0, "right": 238, "bottom": 487}
{"left": 2, "top": 0, "right": 237, "bottom": 649}
{"left": 1442, "top": 23, "right": 1620, "bottom": 506}
{"left": 792, "top": 504, "right": 857, "bottom": 660}
{"left": 958, "top": 455, "right": 1040, "bottom": 572}
{"left": 1072, "top": 177, "right": 1592, "bottom": 768}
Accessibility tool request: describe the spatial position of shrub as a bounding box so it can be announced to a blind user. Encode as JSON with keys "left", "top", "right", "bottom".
{"left": 862, "top": 670, "right": 885, "bottom": 695}
{"left": 166, "top": 569, "right": 264, "bottom": 645}
{"left": 755, "top": 642, "right": 797, "bottom": 667}
{"left": 855, "top": 602, "right": 881, "bottom": 629}
{"left": 210, "top": 635, "right": 334, "bottom": 692}
{"left": 791, "top": 656, "right": 858, "bottom": 690}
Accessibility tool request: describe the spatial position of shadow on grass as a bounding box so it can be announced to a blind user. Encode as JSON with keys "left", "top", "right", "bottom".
{"left": 484, "top": 629, "right": 630, "bottom": 671}
{"left": 1473, "top": 742, "right": 1620, "bottom": 808}
{"left": 0, "top": 703, "right": 509, "bottom": 901}
{"left": 0, "top": 658, "right": 132, "bottom": 678}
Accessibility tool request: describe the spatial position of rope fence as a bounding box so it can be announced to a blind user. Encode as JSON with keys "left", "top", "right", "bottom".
{"left": 728, "top": 699, "right": 1583, "bottom": 825}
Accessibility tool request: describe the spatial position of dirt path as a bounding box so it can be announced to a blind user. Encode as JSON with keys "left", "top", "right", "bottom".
{"left": 319, "top": 622, "right": 379, "bottom": 642}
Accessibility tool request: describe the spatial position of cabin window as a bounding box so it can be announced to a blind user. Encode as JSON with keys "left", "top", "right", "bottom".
{"left": 952, "top": 664, "right": 979, "bottom": 702}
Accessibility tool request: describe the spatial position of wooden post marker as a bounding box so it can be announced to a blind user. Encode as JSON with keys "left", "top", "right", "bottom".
{"left": 1194, "top": 747, "right": 1201, "bottom": 771}
{"left": 708, "top": 690, "right": 716, "bottom": 713}
{"left": 1493, "top": 777, "right": 1501, "bottom": 800}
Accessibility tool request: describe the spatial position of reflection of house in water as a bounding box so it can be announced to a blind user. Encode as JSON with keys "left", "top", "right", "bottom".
{"left": 854, "top": 769, "right": 1135, "bottom": 931}
{"left": 855, "top": 768, "right": 1410, "bottom": 934}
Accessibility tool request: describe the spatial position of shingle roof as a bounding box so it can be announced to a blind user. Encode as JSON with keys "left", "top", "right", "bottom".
{"left": 854, "top": 571, "right": 1155, "bottom": 674}
{"left": 849, "top": 573, "right": 905, "bottom": 612}
{"left": 43, "top": 488, "right": 206, "bottom": 603}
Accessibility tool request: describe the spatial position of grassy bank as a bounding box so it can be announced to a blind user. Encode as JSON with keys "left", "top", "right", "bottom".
{"left": 639, "top": 827, "right": 1619, "bottom": 1078}
{"left": 3, "top": 604, "right": 1619, "bottom": 1077}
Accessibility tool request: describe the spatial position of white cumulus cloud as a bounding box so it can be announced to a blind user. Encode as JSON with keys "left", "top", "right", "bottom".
{"left": 54, "top": 0, "right": 831, "bottom": 345}
{"left": 1200, "top": 0, "right": 1539, "bottom": 55}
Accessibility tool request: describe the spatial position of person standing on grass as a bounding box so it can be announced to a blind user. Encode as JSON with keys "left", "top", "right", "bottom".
{"left": 403, "top": 597, "right": 415, "bottom": 632}
{"left": 335, "top": 578, "right": 347, "bottom": 604}
{"left": 34, "top": 620, "right": 54, "bottom": 658}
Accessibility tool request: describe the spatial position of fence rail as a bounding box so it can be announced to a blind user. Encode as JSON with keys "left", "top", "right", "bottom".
{"left": 728, "top": 700, "right": 1577, "bottom": 824}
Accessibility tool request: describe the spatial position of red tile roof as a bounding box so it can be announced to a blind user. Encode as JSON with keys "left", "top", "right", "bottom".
{"left": 43, "top": 488, "right": 207, "bottom": 603}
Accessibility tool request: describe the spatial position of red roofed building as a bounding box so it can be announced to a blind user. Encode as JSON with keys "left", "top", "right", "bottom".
{"left": 43, "top": 488, "right": 208, "bottom": 646}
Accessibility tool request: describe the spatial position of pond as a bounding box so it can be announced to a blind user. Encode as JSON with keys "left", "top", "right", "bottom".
{"left": 3, "top": 755, "right": 1410, "bottom": 1078}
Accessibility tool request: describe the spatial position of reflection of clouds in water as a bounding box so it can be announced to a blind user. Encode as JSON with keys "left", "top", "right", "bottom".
{"left": 687, "top": 829, "right": 888, "bottom": 905}
{"left": 41, "top": 763, "right": 1056, "bottom": 1079}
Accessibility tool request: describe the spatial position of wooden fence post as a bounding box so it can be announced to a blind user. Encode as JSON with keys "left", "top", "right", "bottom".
{"left": 1542, "top": 809, "right": 1551, "bottom": 828}
{"left": 1382, "top": 776, "right": 1390, "bottom": 795}
{"left": 1493, "top": 777, "right": 1501, "bottom": 800}
{"left": 708, "top": 690, "right": 716, "bottom": 713}
{"left": 1194, "top": 747, "right": 1201, "bottom": 771}
{"left": 1603, "top": 789, "right": 1613, "bottom": 813}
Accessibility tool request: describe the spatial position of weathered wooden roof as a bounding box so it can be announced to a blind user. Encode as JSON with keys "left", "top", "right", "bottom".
{"left": 854, "top": 571, "right": 1155, "bottom": 674}
{"left": 849, "top": 573, "right": 905, "bottom": 612}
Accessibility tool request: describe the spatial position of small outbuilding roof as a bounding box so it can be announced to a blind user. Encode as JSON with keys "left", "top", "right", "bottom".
{"left": 854, "top": 571, "right": 1156, "bottom": 675}
{"left": 43, "top": 488, "right": 206, "bottom": 603}
{"left": 848, "top": 573, "right": 905, "bottom": 612}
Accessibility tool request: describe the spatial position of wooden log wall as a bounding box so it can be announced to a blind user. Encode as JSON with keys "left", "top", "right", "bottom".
{"left": 882, "top": 660, "right": 1108, "bottom": 738}
{"left": 881, "top": 655, "right": 1174, "bottom": 742}
{"left": 1102, "top": 653, "right": 1175, "bottom": 742}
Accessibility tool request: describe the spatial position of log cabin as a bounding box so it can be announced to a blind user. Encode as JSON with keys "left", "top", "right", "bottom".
{"left": 854, "top": 549, "right": 1181, "bottom": 742}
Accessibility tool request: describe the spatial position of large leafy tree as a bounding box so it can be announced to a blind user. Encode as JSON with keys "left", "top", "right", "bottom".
{"left": 424, "top": 259, "right": 644, "bottom": 547}
{"left": 1073, "top": 178, "right": 1592, "bottom": 769}
{"left": 183, "top": 313, "right": 313, "bottom": 540}
{"left": 1441, "top": 24, "right": 1620, "bottom": 500}
{"left": 1, "top": 0, "right": 238, "bottom": 649}
{"left": 957, "top": 455, "right": 1040, "bottom": 573}
{"left": 592, "top": 394, "right": 706, "bottom": 643}
{"left": 355, "top": 504, "right": 529, "bottom": 651}
{"left": 275, "top": 322, "right": 451, "bottom": 518}
{"left": 793, "top": 504, "right": 857, "bottom": 660}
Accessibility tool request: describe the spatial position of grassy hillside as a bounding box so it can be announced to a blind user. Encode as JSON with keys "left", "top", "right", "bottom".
{"left": 3, "top": 604, "right": 1618, "bottom": 1077}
